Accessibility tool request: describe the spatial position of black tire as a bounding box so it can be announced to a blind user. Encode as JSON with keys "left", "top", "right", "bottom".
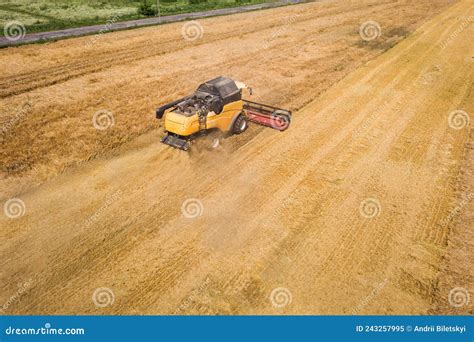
{"left": 232, "top": 114, "right": 248, "bottom": 134}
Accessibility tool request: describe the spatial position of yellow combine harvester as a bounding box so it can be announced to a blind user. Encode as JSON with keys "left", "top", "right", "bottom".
{"left": 156, "top": 76, "right": 291, "bottom": 151}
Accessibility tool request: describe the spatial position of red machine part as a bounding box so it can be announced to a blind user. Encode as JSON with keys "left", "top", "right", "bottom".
{"left": 243, "top": 100, "right": 291, "bottom": 131}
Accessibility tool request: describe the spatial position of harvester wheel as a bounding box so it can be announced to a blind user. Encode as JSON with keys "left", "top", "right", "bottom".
{"left": 232, "top": 114, "right": 248, "bottom": 134}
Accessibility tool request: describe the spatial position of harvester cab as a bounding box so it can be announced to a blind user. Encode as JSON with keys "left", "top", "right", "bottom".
{"left": 156, "top": 76, "right": 291, "bottom": 151}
